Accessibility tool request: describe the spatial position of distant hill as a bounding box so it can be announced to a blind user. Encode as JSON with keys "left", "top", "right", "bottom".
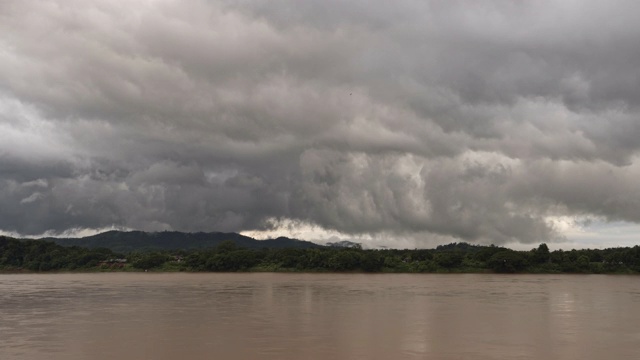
{"left": 39, "top": 230, "right": 323, "bottom": 253}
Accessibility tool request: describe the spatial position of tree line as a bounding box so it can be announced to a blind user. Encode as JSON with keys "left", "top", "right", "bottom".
{"left": 2, "top": 236, "right": 640, "bottom": 273}
{"left": 0, "top": 236, "right": 118, "bottom": 271}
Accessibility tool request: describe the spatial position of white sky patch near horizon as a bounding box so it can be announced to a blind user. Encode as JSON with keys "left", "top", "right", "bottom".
{"left": 242, "top": 216, "right": 640, "bottom": 250}
{"left": 502, "top": 216, "right": 640, "bottom": 251}
{"left": 0, "top": 225, "right": 132, "bottom": 239}
{"left": 241, "top": 218, "right": 357, "bottom": 243}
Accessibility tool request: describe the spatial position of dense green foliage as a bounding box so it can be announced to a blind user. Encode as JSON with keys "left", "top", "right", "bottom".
{"left": 0, "top": 236, "right": 120, "bottom": 271}
{"left": 3, "top": 235, "right": 640, "bottom": 274}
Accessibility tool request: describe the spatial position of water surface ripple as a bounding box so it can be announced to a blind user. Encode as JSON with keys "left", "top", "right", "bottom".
{"left": 1, "top": 273, "right": 638, "bottom": 359}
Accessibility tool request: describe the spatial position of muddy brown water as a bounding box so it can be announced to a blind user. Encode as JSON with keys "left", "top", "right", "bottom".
{"left": 1, "top": 273, "right": 639, "bottom": 359}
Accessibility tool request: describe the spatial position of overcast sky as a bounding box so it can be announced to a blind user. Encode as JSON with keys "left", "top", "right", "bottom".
{"left": 2, "top": 0, "right": 640, "bottom": 248}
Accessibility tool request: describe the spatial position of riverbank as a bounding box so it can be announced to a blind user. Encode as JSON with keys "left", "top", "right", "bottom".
{"left": 3, "top": 236, "right": 640, "bottom": 274}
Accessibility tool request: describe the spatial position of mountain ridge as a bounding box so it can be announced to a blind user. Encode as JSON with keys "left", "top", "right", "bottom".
{"left": 38, "top": 230, "right": 323, "bottom": 253}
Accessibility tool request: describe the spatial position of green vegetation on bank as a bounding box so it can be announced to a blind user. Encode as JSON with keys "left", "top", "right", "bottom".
{"left": 0, "top": 236, "right": 121, "bottom": 272}
{"left": 2, "top": 235, "right": 640, "bottom": 274}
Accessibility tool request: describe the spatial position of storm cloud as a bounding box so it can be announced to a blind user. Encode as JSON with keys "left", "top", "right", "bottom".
{"left": 2, "top": 0, "right": 640, "bottom": 246}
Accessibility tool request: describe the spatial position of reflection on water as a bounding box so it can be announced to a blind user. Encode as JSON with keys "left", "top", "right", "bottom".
{"left": 1, "top": 273, "right": 639, "bottom": 360}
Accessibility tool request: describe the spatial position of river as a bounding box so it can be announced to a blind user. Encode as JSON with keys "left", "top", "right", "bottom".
{"left": 1, "top": 273, "right": 639, "bottom": 359}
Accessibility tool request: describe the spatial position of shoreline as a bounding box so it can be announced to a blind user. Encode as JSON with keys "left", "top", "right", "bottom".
{"left": 1, "top": 268, "right": 636, "bottom": 275}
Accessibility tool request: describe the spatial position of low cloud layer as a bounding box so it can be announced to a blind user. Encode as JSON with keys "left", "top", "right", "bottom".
{"left": 2, "top": 1, "right": 640, "bottom": 246}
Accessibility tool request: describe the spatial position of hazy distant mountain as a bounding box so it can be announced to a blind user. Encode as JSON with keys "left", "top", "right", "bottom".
{"left": 39, "top": 230, "right": 323, "bottom": 253}
{"left": 326, "top": 240, "right": 362, "bottom": 249}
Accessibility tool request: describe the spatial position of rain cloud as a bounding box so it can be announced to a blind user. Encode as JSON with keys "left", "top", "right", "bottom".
{"left": 2, "top": 0, "right": 640, "bottom": 247}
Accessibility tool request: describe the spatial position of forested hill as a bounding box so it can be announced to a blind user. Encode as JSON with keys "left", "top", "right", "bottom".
{"left": 39, "top": 230, "right": 323, "bottom": 253}
{"left": 3, "top": 234, "right": 640, "bottom": 273}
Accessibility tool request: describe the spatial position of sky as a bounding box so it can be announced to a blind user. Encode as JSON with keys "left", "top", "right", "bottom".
{"left": 2, "top": 0, "right": 640, "bottom": 249}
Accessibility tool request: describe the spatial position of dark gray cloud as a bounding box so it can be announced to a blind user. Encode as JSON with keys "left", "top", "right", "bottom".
{"left": 2, "top": 0, "right": 640, "bottom": 246}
